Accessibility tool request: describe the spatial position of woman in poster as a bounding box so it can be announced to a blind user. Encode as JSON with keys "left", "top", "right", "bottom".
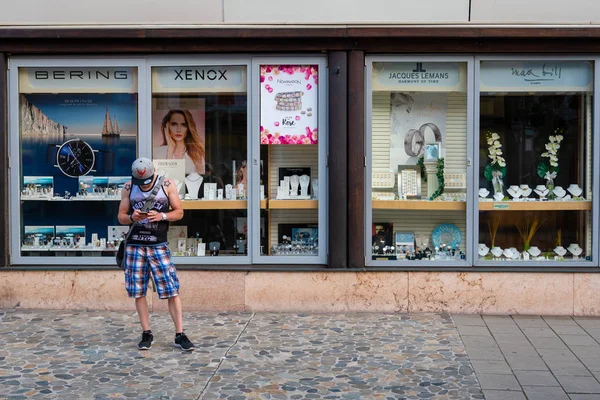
{"left": 155, "top": 110, "right": 205, "bottom": 174}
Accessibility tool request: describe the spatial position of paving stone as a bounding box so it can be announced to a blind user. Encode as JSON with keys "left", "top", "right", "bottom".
{"left": 552, "top": 326, "right": 595, "bottom": 335}
{"left": 522, "top": 327, "right": 561, "bottom": 338}
{"left": 470, "top": 359, "right": 513, "bottom": 375}
{"left": 523, "top": 385, "right": 570, "bottom": 400}
{"left": 460, "top": 335, "right": 499, "bottom": 348}
{"left": 482, "top": 389, "right": 527, "bottom": 400}
{"left": 556, "top": 376, "right": 600, "bottom": 394}
{"left": 529, "top": 336, "right": 571, "bottom": 350}
{"left": 452, "top": 314, "right": 486, "bottom": 327}
{"left": 465, "top": 347, "right": 506, "bottom": 361}
{"left": 513, "top": 316, "right": 549, "bottom": 328}
{"left": 574, "top": 319, "right": 600, "bottom": 330}
{"left": 569, "top": 394, "right": 600, "bottom": 399}
{"left": 476, "top": 373, "right": 521, "bottom": 390}
{"left": 458, "top": 326, "right": 493, "bottom": 337}
{"left": 492, "top": 334, "right": 531, "bottom": 346}
{"left": 582, "top": 330, "right": 600, "bottom": 341}
{"left": 561, "top": 335, "right": 599, "bottom": 347}
{"left": 515, "top": 370, "right": 560, "bottom": 386}
{"left": 483, "top": 315, "right": 514, "bottom": 324}
{"left": 499, "top": 345, "right": 540, "bottom": 359}
{"left": 487, "top": 325, "right": 525, "bottom": 335}
{"left": 544, "top": 317, "right": 578, "bottom": 326}
{"left": 546, "top": 361, "right": 592, "bottom": 377}
{"left": 504, "top": 355, "right": 549, "bottom": 371}
{"left": 538, "top": 348, "right": 581, "bottom": 363}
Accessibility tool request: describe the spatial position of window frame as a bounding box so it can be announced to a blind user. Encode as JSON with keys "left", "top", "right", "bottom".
{"left": 146, "top": 55, "right": 252, "bottom": 266}
{"left": 251, "top": 56, "right": 329, "bottom": 265}
{"left": 473, "top": 55, "right": 600, "bottom": 268}
{"left": 9, "top": 57, "right": 148, "bottom": 266}
{"left": 364, "top": 55, "right": 475, "bottom": 268}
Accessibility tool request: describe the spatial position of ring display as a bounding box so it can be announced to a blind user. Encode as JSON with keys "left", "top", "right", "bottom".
{"left": 403, "top": 123, "right": 443, "bottom": 158}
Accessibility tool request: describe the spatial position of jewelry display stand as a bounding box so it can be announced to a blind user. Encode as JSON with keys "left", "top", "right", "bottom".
{"left": 299, "top": 175, "right": 310, "bottom": 199}
{"left": 185, "top": 173, "right": 203, "bottom": 200}
{"left": 289, "top": 175, "right": 300, "bottom": 197}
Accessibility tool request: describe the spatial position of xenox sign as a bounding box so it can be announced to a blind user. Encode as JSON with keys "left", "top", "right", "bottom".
{"left": 153, "top": 65, "right": 246, "bottom": 93}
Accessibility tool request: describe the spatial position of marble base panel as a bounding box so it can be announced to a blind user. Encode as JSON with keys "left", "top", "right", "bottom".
{"left": 0, "top": 270, "right": 133, "bottom": 310}
{"left": 2, "top": 270, "right": 600, "bottom": 315}
{"left": 574, "top": 274, "right": 600, "bottom": 316}
{"left": 152, "top": 270, "right": 246, "bottom": 312}
{"left": 408, "top": 272, "right": 574, "bottom": 315}
{"left": 245, "top": 271, "right": 409, "bottom": 312}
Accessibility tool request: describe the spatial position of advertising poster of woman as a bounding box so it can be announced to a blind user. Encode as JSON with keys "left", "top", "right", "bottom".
{"left": 152, "top": 105, "right": 206, "bottom": 175}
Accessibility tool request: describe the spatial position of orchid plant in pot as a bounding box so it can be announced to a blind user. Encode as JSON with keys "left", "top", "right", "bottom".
{"left": 484, "top": 132, "right": 507, "bottom": 196}
{"left": 537, "top": 129, "right": 564, "bottom": 199}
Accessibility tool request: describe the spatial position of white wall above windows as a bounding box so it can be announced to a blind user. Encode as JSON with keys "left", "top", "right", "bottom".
{"left": 2, "top": 0, "right": 600, "bottom": 26}
{"left": 0, "top": 0, "right": 223, "bottom": 25}
{"left": 471, "top": 0, "right": 600, "bottom": 24}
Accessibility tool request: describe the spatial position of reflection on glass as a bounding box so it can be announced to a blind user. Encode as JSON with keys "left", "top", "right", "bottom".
{"left": 19, "top": 67, "right": 139, "bottom": 257}
{"left": 151, "top": 65, "right": 248, "bottom": 258}
{"left": 259, "top": 64, "right": 320, "bottom": 257}
{"left": 369, "top": 61, "right": 468, "bottom": 262}
{"left": 478, "top": 60, "right": 594, "bottom": 263}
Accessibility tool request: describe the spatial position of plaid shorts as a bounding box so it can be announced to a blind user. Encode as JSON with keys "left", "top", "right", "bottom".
{"left": 123, "top": 244, "right": 180, "bottom": 299}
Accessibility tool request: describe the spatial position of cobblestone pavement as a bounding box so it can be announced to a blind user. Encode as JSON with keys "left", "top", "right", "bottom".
{"left": 0, "top": 310, "right": 482, "bottom": 399}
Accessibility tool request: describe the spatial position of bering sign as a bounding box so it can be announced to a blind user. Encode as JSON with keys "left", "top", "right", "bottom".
{"left": 153, "top": 66, "right": 246, "bottom": 93}
{"left": 21, "top": 68, "right": 137, "bottom": 94}
{"left": 33, "top": 70, "right": 129, "bottom": 80}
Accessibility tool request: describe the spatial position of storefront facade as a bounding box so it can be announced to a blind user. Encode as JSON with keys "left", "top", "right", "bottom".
{"left": 1, "top": 0, "right": 600, "bottom": 314}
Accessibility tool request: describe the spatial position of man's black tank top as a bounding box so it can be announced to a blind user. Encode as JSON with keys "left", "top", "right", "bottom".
{"left": 128, "top": 179, "right": 169, "bottom": 246}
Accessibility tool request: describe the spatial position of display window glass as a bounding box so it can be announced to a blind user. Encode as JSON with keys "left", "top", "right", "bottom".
{"left": 366, "top": 58, "right": 472, "bottom": 265}
{"left": 253, "top": 58, "right": 328, "bottom": 264}
{"left": 11, "top": 62, "right": 141, "bottom": 263}
{"left": 476, "top": 59, "right": 596, "bottom": 265}
{"left": 150, "top": 63, "right": 250, "bottom": 262}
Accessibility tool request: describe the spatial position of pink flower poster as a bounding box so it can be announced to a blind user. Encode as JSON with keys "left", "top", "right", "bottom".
{"left": 260, "top": 65, "right": 318, "bottom": 145}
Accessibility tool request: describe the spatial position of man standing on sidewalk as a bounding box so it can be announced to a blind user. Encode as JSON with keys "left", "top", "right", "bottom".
{"left": 117, "top": 157, "right": 195, "bottom": 351}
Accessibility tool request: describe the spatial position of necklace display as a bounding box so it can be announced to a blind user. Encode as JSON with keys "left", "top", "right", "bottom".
{"left": 185, "top": 172, "right": 203, "bottom": 200}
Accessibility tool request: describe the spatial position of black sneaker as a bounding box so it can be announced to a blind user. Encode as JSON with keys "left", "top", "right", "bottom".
{"left": 174, "top": 333, "right": 195, "bottom": 351}
{"left": 137, "top": 331, "right": 153, "bottom": 350}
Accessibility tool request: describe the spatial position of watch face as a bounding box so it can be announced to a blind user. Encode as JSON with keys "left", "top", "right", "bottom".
{"left": 56, "top": 139, "right": 95, "bottom": 177}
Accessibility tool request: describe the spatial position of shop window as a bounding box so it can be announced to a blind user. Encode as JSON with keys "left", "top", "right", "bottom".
{"left": 150, "top": 64, "right": 249, "bottom": 262}
{"left": 366, "top": 59, "right": 471, "bottom": 265}
{"left": 12, "top": 63, "right": 140, "bottom": 263}
{"left": 254, "top": 59, "right": 327, "bottom": 264}
{"left": 477, "top": 59, "right": 595, "bottom": 265}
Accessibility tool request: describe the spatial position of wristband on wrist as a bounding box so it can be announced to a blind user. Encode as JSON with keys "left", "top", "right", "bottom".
{"left": 129, "top": 213, "right": 134, "bottom": 222}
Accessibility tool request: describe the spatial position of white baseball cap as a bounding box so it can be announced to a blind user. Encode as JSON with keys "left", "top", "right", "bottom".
{"left": 131, "top": 157, "right": 155, "bottom": 186}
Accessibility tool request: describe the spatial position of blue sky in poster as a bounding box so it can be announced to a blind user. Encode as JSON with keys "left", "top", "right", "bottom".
{"left": 22, "top": 93, "right": 137, "bottom": 136}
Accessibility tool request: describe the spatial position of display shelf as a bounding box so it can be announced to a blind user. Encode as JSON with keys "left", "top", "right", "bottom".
{"left": 372, "top": 200, "right": 466, "bottom": 211}
{"left": 180, "top": 200, "right": 268, "bottom": 210}
{"left": 21, "top": 197, "right": 121, "bottom": 202}
{"left": 478, "top": 201, "right": 592, "bottom": 211}
{"left": 21, "top": 247, "right": 117, "bottom": 252}
{"left": 268, "top": 199, "right": 318, "bottom": 209}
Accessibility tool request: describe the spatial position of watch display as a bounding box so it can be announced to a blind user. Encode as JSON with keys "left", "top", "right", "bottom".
{"left": 56, "top": 139, "right": 96, "bottom": 177}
